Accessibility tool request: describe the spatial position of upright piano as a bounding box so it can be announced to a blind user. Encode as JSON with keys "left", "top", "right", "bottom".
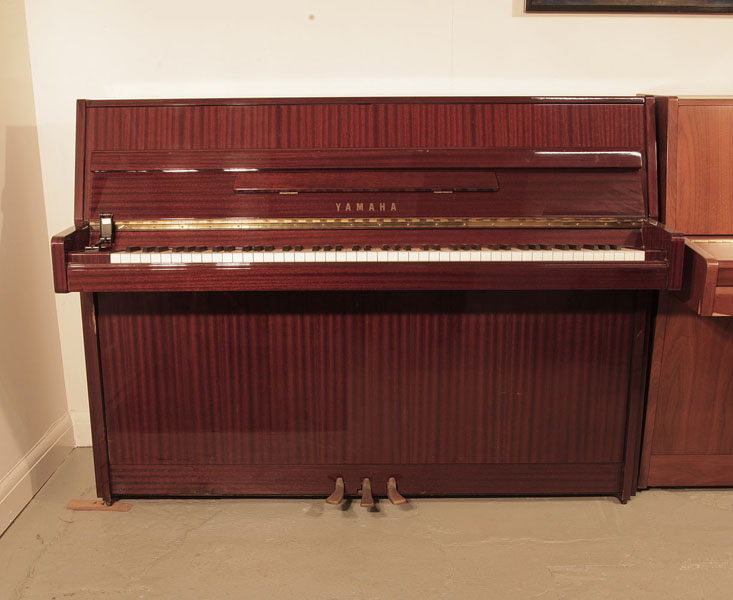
{"left": 52, "top": 96, "right": 683, "bottom": 504}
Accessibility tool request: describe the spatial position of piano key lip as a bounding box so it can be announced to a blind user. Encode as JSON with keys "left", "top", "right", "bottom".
{"left": 66, "top": 260, "right": 673, "bottom": 293}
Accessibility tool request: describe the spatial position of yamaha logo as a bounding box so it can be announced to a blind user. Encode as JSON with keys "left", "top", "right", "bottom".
{"left": 335, "top": 202, "right": 398, "bottom": 213}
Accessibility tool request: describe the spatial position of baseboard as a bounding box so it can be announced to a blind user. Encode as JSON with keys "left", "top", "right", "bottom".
{"left": 69, "top": 408, "right": 92, "bottom": 447}
{"left": 0, "top": 413, "right": 74, "bottom": 535}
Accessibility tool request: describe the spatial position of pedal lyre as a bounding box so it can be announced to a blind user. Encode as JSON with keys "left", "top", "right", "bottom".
{"left": 386, "top": 477, "right": 407, "bottom": 505}
{"left": 325, "top": 476, "right": 345, "bottom": 505}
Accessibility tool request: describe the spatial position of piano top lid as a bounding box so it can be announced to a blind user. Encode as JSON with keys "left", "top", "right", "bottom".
{"left": 81, "top": 96, "right": 648, "bottom": 107}
{"left": 76, "top": 96, "right": 655, "bottom": 226}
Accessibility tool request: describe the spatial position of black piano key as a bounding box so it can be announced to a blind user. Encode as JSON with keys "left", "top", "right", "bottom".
{"left": 499, "top": 244, "right": 511, "bottom": 250}
{"left": 610, "top": 244, "right": 621, "bottom": 250}
{"left": 311, "top": 245, "right": 320, "bottom": 251}
{"left": 569, "top": 244, "right": 581, "bottom": 250}
{"left": 282, "top": 245, "right": 292, "bottom": 251}
{"left": 172, "top": 246, "right": 185, "bottom": 252}
{"left": 352, "top": 245, "right": 361, "bottom": 251}
{"left": 126, "top": 246, "right": 141, "bottom": 252}
{"left": 185, "top": 246, "right": 196, "bottom": 252}
{"left": 405, "top": 244, "right": 412, "bottom": 251}
{"left": 294, "top": 245, "right": 303, "bottom": 251}
{"left": 253, "top": 245, "right": 264, "bottom": 251}
{"left": 517, "top": 244, "right": 530, "bottom": 250}
{"left": 432, "top": 244, "right": 441, "bottom": 251}
{"left": 323, "top": 245, "right": 333, "bottom": 251}
{"left": 487, "top": 244, "right": 499, "bottom": 251}
{"left": 461, "top": 244, "right": 471, "bottom": 250}
{"left": 264, "top": 245, "right": 274, "bottom": 251}
{"left": 382, "top": 244, "right": 390, "bottom": 251}
{"left": 539, "top": 244, "right": 552, "bottom": 250}
{"left": 195, "top": 246, "right": 207, "bottom": 252}
{"left": 335, "top": 245, "right": 343, "bottom": 251}
{"left": 364, "top": 245, "right": 372, "bottom": 251}
{"left": 555, "top": 244, "right": 570, "bottom": 250}
{"left": 393, "top": 244, "right": 401, "bottom": 251}
{"left": 598, "top": 244, "right": 611, "bottom": 250}
{"left": 242, "top": 245, "right": 253, "bottom": 251}
{"left": 471, "top": 244, "right": 480, "bottom": 250}
{"left": 213, "top": 246, "right": 225, "bottom": 252}
{"left": 224, "top": 246, "right": 235, "bottom": 252}
{"left": 422, "top": 244, "right": 430, "bottom": 251}
{"left": 143, "top": 246, "right": 156, "bottom": 252}
{"left": 450, "top": 244, "right": 459, "bottom": 251}
{"left": 583, "top": 244, "right": 599, "bottom": 250}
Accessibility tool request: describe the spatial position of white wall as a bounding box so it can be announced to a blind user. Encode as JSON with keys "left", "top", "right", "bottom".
{"left": 22, "top": 0, "right": 733, "bottom": 444}
{"left": 0, "top": 0, "right": 73, "bottom": 534}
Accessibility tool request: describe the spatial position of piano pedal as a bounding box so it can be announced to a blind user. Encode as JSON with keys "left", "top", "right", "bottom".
{"left": 325, "top": 476, "right": 345, "bottom": 505}
{"left": 386, "top": 476, "right": 407, "bottom": 505}
{"left": 359, "top": 477, "right": 375, "bottom": 508}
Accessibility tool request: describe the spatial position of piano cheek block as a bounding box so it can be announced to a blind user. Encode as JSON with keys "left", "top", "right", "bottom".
{"left": 55, "top": 96, "right": 682, "bottom": 504}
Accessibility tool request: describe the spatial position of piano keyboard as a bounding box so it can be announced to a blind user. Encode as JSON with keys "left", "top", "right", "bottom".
{"left": 109, "top": 244, "right": 647, "bottom": 264}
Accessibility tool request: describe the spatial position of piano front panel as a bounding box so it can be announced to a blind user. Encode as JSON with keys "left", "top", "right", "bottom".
{"left": 84, "top": 100, "right": 645, "bottom": 151}
{"left": 96, "top": 290, "right": 643, "bottom": 496}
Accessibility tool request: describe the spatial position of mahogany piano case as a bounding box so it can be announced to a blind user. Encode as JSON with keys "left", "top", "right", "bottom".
{"left": 52, "top": 97, "right": 683, "bottom": 503}
{"left": 640, "top": 97, "right": 733, "bottom": 488}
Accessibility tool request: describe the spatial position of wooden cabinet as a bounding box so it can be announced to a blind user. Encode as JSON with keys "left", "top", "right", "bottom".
{"left": 640, "top": 98, "right": 733, "bottom": 488}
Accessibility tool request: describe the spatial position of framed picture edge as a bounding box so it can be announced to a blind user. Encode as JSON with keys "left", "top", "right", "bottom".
{"left": 525, "top": 1, "right": 733, "bottom": 13}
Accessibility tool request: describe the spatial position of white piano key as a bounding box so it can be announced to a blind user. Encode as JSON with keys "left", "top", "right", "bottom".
{"left": 272, "top": 252, "right": 284, "bottom": 263}
{"left": 315, "top": 252, "right": 326, "bottom": 263}
{"left": 222, "top": 252, "right": 233, "bottom": 263}
{"left": 294, "top": 252, "right": 305, "bottom": 263}
{"left": 111, "top": 253, "right": 121, "bottom": 264}
{"left": 172, "top": 253, "right": 182, "bottom": 264}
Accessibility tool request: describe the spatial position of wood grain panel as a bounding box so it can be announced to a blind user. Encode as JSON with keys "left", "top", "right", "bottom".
{"left": 650, "top": 294, "right": 733, "bottom": 456}
{"left": 96, "top": 290, "right": 643, "bottom": 499}
{"left": 85, "top": 102, "right": 645, "bottom": 151}
{"left": 109, "top": 463, "right": 623, "bottom": 497}
{"left": 648, "top": 455, "right": 733, "bottom": 487}
{"left": 675, "top": 104, "right": 733, "bottom": 234}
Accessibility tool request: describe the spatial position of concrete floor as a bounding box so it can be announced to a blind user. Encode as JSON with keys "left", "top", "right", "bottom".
{"left": 1, "top": 450, "right": 732, "bottom": 599}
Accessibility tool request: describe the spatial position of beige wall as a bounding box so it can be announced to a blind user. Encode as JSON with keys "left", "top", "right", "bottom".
{"left": 0, "top": 0, "right": 72, "bottom": 533}
{"left": 20, "top": 0, "right": 733, "bottom": 444}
